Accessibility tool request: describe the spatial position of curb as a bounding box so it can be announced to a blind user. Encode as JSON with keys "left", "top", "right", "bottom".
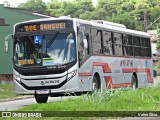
{"left": 0, "top": 95, "right": 34, "bottom": 103}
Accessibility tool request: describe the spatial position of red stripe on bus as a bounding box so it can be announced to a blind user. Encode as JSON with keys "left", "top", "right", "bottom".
{"left": 122, "top": 68, "right": 153, "bottom": 83}
{"left": 146, "top": 69, "right": 153, "bottom": 83}
{"left": 104, "top": 76, "right": 112, "bottom": 88}
{"left": 78, "top": 62, "right": 111, "bottom": 77}
{"left": 104, "top": 76, "right": 131, "bottom": 88}
{"left": 78, "top": 72, "right": 92, "bottom": 76}
{"left": 92, "top": 62, "right": 112, "bottom": 73}
{"left": 112, "top": 83, "right": 131, "bottom": 88}
{"left": 122, "top": 68, "right": 146, "bottom": 73}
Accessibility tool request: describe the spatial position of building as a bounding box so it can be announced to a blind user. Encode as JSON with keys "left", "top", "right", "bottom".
{"left": 148, "top": 30, "right": 158, "bottom": 54}
{"left": 0, "top": 4, "right": 52, "bottom": 80}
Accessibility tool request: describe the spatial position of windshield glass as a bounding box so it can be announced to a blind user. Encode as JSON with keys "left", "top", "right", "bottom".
{"left": 14, "top": 31, "right": 76, "bottom": 67}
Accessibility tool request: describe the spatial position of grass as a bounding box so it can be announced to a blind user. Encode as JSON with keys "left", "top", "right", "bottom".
{"left": 0, "top": 83, "right": 17, "bottom": 99}
{"left": 18, "top": 86, "right": 160, "bottom": 111}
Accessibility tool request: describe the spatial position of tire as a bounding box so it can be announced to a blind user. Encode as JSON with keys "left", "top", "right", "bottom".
{"left": 131, "top": 75, "right": 137, "bottom": 90}
{"left": 35, "top": 94, "right": 48, "bottom": 103}
{"left": 92, "top": 75, "right": 100, "bottom": 91}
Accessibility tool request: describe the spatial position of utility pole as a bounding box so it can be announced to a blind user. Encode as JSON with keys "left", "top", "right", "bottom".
{"left": 144, "top": 10, "right": 148, "bottom": 32}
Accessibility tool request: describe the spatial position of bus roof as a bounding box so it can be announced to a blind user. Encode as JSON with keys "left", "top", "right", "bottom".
{"left": 14, "top": 17, "right": 150, "bottom": 38}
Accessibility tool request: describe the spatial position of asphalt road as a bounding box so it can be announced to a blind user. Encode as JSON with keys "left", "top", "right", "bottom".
{"left": 0, "top": 96, "right": 75, "bottom": 111}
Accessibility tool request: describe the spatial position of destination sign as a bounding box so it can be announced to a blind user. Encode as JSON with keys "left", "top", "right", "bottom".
{"left": 16, "top": 20, "right": 73, "bottom": 32}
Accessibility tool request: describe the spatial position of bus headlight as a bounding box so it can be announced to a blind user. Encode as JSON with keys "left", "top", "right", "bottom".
{"left": 67, "top": 70, "right": 77, "bottom": 81}
{"left": 14, "top": 75, "right": 21, "bottom": 82}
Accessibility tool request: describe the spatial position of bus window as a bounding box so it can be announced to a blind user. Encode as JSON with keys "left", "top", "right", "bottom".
{"left": 141, "top": 37, "right": 149, "bottom": 47}
{"left": 133, "top": 36, "right": 140, "bottom": 46}
{"left": 92, "top": 29, "right": 102, "bottom": 54}
{"left": 84, "top": 33, "right": 89, "bottom": 55}
{"left": 141, "top": 48, "right": 150, "bottom": 57}
{"left": 133, "top": 36, "right": 141, "bottom": 57}
{"left": 126, "top": 35, "right": 132, "bottom": 45}
{"left": 134, "top": 47, "right": 141, "bottom": 57}
{"left": 78, "top": 31, "right": 84, "bottom": 60}
{"left": 103, "top": 31, "right": 113, "bottom": 55}
{"left": 123, "top": 35, "right": 133, "bottom": 56}
{"left": 141, "top": 38, "right": 150, "bottom": 57}
{"left": 113, "top": 33, "right": 123, "bottom": 56}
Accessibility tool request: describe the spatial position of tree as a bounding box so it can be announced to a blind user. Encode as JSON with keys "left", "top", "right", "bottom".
{"left": 18, "top": 0, "right": 160, "bottom": 31}
{"left": 18, "top": 0, "right": 47, "bottom": 14}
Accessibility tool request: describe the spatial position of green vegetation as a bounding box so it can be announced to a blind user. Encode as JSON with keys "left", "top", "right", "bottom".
{"left": 18, "top": 87, "right": 160, "bottom": 111}
{"left": 18, "top": 0, "right": 160, "bottom": 31}
{"left": 154, "top": 61, "right": 160, "bottom": 76}
{"left": 0, "top": 84, "right": 16, "bottom": 99}
{"left": 157, "top": 29, "right": 160, "bottom": 49}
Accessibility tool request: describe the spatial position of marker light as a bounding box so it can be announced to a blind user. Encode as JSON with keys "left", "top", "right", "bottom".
{"left": 14, "top": 75, "right": 21, "bottom": 82}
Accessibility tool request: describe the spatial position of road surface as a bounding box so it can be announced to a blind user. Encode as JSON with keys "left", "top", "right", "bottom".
{"left": 0, "top": 96, "right": 76, "bottom": 111}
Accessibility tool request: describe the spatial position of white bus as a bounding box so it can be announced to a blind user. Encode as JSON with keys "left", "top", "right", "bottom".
{"left": 11, "top": 17, "right": 154, "bottom": 103}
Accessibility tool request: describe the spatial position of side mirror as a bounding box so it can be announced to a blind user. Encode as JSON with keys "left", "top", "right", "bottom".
{"left": 4, "top": 41, "right": 9, "bottom": 53}
{"left": 83, "top": 39, "right": 88, "bottom": 49}
{"left": 4, "top": 34, "right": 13, "bottom": 53}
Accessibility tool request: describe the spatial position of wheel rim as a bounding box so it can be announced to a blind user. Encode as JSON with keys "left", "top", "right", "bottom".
{"left": 132, "top": 81, "right": 136, "bottom": 90}
{"left": 131, "top": 75, "right": 137, "bottom": 90}
{"left": 92, "top": 82, "right": 96, "bottom": 90}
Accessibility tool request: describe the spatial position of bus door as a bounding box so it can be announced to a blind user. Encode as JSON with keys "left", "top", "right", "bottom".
{"left": 77, "top": 24, "right": 91, "bottom": 91}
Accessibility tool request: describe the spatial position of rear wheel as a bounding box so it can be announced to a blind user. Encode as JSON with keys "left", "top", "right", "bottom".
{"left": 131, "top": 75, "right": 137, "bottom": 90}
{"left": 92, "top": 75, "right": 100, "bottom": 91}
{"left": 35, "top": 94, "right": 48, "bottom": 103}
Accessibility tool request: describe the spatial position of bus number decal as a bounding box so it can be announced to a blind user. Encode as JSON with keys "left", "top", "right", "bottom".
{"left": 18, "top": 59, "right": 34, "bottom": 65}
{"left": 120, "top": 60, "right": 133, "bottom": 67}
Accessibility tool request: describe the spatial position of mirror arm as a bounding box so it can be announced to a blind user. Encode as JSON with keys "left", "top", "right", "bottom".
{"left": 4, "top": 34, "right": 13, "bottom": 53}
{"left": 5, "top": 34, "right": 13, "bottom": 42}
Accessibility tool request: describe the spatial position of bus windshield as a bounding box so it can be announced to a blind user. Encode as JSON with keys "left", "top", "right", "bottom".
{"left": 14, "top": 31, "right": 76, "bottom": 67}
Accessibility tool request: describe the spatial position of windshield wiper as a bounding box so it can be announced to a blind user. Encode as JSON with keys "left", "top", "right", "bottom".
{"left": 47, "top": 31, "right": 59, "bottom": 48}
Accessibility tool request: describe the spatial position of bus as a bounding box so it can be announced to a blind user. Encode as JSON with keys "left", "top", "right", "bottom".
{"left": 10, "top": 17, "right": 154, "bottom": 103}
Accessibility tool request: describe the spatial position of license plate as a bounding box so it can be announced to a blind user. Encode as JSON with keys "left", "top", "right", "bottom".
{"left": 36, "top": 90, "right": 49, "bottom": 94}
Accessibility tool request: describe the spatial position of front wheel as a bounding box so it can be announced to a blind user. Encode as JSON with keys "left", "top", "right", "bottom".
{"left": 35, "top": 94, "right": 48, "bottom": 103}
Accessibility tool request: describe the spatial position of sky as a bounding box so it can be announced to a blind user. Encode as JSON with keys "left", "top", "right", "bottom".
{"left": 0, "top": 0, "right": 98, "bottom": 7}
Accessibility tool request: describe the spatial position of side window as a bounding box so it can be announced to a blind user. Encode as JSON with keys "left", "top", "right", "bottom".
{"left": 78, "top": 29, "right": 85, "bottom": 61}
{"left": 103, "top": 31, "right": 113, "bottom": 55}
{"left": 133, "top": 36, "right": 141, "bottom": 57}
{"left": 141, "top": 38, "right": 149, "bottom": 47}
{"left": 133, "top": 36, "right": 140, "bottom": 46}
{"left": 113, "top": 33, "right": 123, "bottom": 56}
{"left": 85, "top": 33, "right": 90, "bottom": 54}
{"left": 124, "top": 35, "right": 132, "bottom": 45}
{"left": 92, "top": 29, "right": 102, "bottom": 54}
{"left": 141, "top": 38, "right": 151, "bottom": 57}
{"left": 123, "top": 35, "right": 133, "bottom": 56}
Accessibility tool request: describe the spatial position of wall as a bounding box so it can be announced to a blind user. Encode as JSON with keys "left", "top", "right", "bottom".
{"left": 0, "top": 5, "right": 49, "bottom": 79}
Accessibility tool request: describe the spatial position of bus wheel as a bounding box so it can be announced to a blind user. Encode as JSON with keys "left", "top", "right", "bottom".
{"left": 92, "top": 75, "right": 99, "bottom": 91}
{"left": 131, "top": 75, "right": 137, "bottom": 90}
{"left": 35, "top": 94, "right": 48, "bottom": 103}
